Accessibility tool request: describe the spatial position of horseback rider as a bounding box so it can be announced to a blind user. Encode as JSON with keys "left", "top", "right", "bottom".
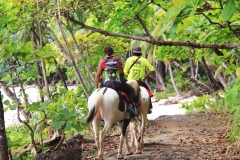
{"left": 124, "top": 45, "right": 155, "bottom": 114}
{"left": 95, "top": 46, "right": 137, "bottom": 116}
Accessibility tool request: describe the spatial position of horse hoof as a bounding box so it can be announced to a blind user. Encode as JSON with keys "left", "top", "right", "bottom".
{"left": 117, "top": 155, "right": 124, "bottom": 159}
{"left": 126, "top": 151, "right": 133, "bottom": 155}
{"left": 136, "top": 151, "right": 142, "bottom": 154}
{"left": 96, "top": 155, "right": 104, "bottom": 160}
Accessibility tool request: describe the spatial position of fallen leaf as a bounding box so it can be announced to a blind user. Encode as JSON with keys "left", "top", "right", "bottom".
{"left": 174, "top": 134, "right": 179, "bottom": 137}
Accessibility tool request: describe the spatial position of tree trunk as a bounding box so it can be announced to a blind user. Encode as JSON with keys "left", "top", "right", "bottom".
{"left": 168, "top": 62, "right": 182, "bottom": 97}
{"left": 155, "top": 61, "right": 167, "bottom": 91}
{"left": 0, "top": 91, "right": 9, "bottom": 160}
{"left": 41, "top": 59, "right": 51, "bottom": 99}
{"left": 217, "top": 74, "right": 228, "bottom": 88}
{"left": 189, "top": 59, "right": 195, "bottom": 77}
{"left": 201, "top": 57, "right": 224, "bottom": 90}
{"left": 195, "top": 61, "right": 199, "bottom": 79}
{"left": 189, "top": 59, "right": 196, "bottom": 88}
{"left": 54, "top": 58, "right": 68, "bottom": 90}
{"left": 171, "top": 60, "right": 215, "bottom": 93}
{"left": 35, "top": 61, "right": 44, "bottom": 102}
{"left": 37, "top": 2, "right": 51, "bottom": 100}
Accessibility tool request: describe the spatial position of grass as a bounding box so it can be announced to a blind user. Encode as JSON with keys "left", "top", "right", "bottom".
{"left": 153, "top": 91, "right": 176, "bottom": 99}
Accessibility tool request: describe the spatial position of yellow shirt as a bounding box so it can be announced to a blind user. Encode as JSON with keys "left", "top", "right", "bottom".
{"left": 124, "top": 56, "right": 155, "bottom": 81}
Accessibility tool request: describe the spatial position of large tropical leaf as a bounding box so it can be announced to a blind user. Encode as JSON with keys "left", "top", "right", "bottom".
{"left": 221, "top": 0, "right": 236, "bottom": 21}
{"left": 130, "top": 0, "right": 138, "bottom": 7}
{"left": 185, "top": 0, "right": 200, "bottom": 16}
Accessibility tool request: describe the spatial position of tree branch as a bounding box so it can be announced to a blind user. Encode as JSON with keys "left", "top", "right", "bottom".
{"left": 200, "top": 13, "right": 226, "bottom": 28}
{"left": 227, "top": 22, "right": 240, "bottom": 40}
{"left": 64, "top": 14, "right": 239, "bottom": 50}
{"left": 171, "top": 60, "right": 215, "bottom": 93}
{"left": 135, "top": 14, "right": 154, "bottom": 40}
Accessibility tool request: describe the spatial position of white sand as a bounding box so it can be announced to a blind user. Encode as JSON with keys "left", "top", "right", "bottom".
{"left": 147, "top": 96, "right": 198, "bottom": 120}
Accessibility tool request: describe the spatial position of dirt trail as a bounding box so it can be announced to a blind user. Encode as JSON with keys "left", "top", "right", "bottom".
{"left": 82, "top": 113, "right": 240, "bottom": 160}
{"left": 81, "top": 95, "right": 240, "bottom": 160}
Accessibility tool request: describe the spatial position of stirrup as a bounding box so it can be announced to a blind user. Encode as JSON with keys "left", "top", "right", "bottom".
{"left": 127, "top": 107, "right": 137, "bottom": 116}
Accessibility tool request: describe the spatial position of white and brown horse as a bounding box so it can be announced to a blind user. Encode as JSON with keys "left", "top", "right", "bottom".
{"left": 86, "top": 80, "right": 150, "bottom": 159}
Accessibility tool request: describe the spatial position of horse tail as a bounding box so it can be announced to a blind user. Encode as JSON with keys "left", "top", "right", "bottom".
{"left": 86, "top": 89, "right": 103, "bottom": 124}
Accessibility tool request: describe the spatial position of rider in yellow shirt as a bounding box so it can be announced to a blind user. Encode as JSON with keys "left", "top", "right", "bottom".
{"left": 124, "top": 46, "right": 155, "bottom": 114}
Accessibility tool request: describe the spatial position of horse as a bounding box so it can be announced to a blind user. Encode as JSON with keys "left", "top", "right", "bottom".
{"left": 86, "top": 80, "right": 150, "bottom": 159}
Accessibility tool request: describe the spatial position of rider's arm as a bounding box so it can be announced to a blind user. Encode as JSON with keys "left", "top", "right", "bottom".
{"left": 95, "top": 61, "right": 103, "bottom": 89}
{"left": 143, "top": 59, "right": 155, "bottom": 81}
{"left": 123, "top": 59, "right": 130, "bottom": 76}
{"left": 143, "top": 70, "right": 154, "bottom": 81}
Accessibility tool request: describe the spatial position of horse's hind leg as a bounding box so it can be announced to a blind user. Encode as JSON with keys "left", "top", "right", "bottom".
{"left": 92, "top": 116, "right": 100, "bottom": 149}
{"left": 118, "top": 119, "right": 132, "bottom": 159}
{"left": 130, "top": 120, "right": 140, "bottom": 153}
{"left": 98, "top": 121, "right": 113, "bottom": 159}
{"left": 140, "top": 113, "right": 147, "bottom": 148}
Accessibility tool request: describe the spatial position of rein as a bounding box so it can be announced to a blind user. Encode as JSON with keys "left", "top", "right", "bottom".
{"left": 97, "top": 87, "right": 108, "bottom": 95}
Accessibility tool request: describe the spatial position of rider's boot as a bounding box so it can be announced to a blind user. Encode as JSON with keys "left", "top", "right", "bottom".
{"left": 126, "top": 104, "right": 137, "bottom": 116}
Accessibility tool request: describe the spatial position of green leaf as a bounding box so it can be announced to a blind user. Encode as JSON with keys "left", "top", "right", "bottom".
{"left": 67, "top": 90, "right": 74, "bottom": 96}
{"left": 10, "top": 104, "right": 16, "bottom": 110}
{"left": 20, "top": 73, "right": 28, "bottom": 80}
{"left": 55, "top": 108, "right": 69, "bottom": 121}
{"left": 4, "top": 45, "right": 14, "bottom": 54}
{"left": 42, "top": 100, "right": 53, "bottom": 107}
{"left": 72, "top": 124, "right": 84, "bottom": 132}
{"left": 52, "top": 121, "right": 65, "bottom": 130}
{"left": 221, "top": 0, "right": 236, "bottom": 21}
{"left": 4, "top": 100, "right": 10, "bottom": 106}
{"left": 65, "top": 121, "right": 73, "bottom": 130}
{"left": 226, "top": 87, "right": 239, "bottom": 102}
{"left": 230, "top": 63, "right": 236, "bottom": 70}
{"left": 21, "top": 41, "right": 33, "bottom": 52}
{"left": 224, "top": 68, "right": 233, "bottom": 75}
{"left": 28, "top": 102, "right": 41, "bottom": 111}
{"left": 169, "top": 17, "right": 183, "bottom": 40}
{"left": 153, "top": 0, "right": 162, "bottom": 4}
{"left": 236, "top": 67, "right": 240, "bottom": 78}
{"left": 1, "top": 75, "right": 10, "bottom": 81}
{"left": 230, "top": 105, "right": 240, "bottom": 116}
{"left": 130, "top": 0, "right": 138, "bottom": 7}
{"left": 185, "top": 0, "right": 200, "bottom": 16}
